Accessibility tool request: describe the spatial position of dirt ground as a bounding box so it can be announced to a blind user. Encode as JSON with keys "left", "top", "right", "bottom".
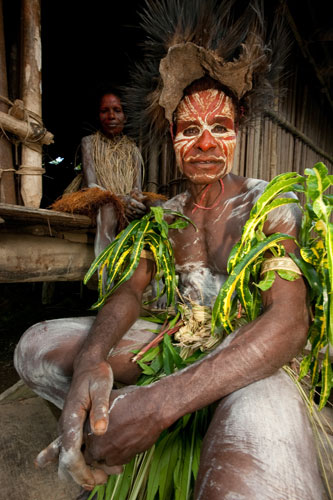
{"left": 0, "top": 282, "right": 97, "bottom": 394}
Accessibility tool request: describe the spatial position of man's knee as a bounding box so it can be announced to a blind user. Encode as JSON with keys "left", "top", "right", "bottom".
{"left": 195, "top": 370, "right": 324, "bottom": 500}
{"left": 14, "top": 317, "right": 93, "bottom": 404}
{"left": 14, "top": 321, "right": 45, "bottom": 383}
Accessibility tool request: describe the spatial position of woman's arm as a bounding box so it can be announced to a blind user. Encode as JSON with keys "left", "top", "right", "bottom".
{"left": 81, "top": 135, "right": 98, "bottom": 187}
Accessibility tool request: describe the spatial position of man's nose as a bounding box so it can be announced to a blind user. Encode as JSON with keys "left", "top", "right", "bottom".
{"left": 108, "top": 110, "right": 115, "bottom": 119}
{"left": 196, "top": 130, "right": 217, "bottom": 151}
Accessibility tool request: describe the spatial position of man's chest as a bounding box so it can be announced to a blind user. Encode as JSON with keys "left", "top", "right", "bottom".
{"left": 170, "top": 199, "right": 252, "bottom": 274}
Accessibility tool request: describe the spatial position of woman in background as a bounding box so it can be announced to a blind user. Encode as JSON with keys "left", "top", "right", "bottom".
{"left": 81, "top": 89, "right": 146, "bottom": 256}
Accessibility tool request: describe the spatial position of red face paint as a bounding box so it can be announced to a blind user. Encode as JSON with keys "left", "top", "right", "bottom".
{"left": 173, "top": 89, "right": 237, "bottom": 185}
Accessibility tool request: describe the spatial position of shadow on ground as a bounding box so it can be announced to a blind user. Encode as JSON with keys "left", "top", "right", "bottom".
{"left": 0, "top": 282, "right": 97, "bottom": 393}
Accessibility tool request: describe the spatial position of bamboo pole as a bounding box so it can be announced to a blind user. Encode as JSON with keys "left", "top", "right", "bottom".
{"left": 233, "top": 131, "right": 241, "bottom": 176}
{"left": 0, "top": 110, "right": 53, "bottom": 145}
{"left": 239, "top": 127, "right": 247, "bottom": 177}
{"left": 0, "top": 0, "right": 16, "bottom": 204}
{"left": 252, "top": 117, "right": 261, "bottom": 178}
{"left": 246, "top": 125, "right": 254, "bottom": 178}
{"left": 266, "top": 115, "right": 272, "bottom": 181}
{"left": 147, "top": 144, "right": 159, "bottom": 193}
{"left": 257, "top": 117, "right": 264, "bottom": 179}
{"left": 20, "top": 0, "right": 43, "bottom": 208}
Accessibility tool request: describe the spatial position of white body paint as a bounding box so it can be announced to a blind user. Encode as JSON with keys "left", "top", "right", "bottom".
{"left": 14, "top": 317, "right": 155, "bottom": 409}
{"left": 176, "top": 261, "right": 227, "bottom": 306}
{"left": 196, "top": 369, "right": 325, "bottom": 500}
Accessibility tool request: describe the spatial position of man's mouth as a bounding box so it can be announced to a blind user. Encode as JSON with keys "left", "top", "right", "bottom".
{"left": 186, "top": 156, "right": 224, "bottom": 164}
{"left": 185, "top": 157, "right": 225, "bottom": 168}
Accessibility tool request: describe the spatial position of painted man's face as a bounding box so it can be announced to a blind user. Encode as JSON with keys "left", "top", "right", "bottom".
{"left": 173, "top": 89, "right": 237, "bottom": 185}
{"left": 99, "top": 94, "right": 125, "bottom": 138}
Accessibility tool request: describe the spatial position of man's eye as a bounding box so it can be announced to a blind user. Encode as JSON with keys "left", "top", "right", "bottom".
{"left": 212, "top": 125, "right": 227, "bottom": 134}
{"left": 183, "top": 127, "right": 200, "bottom": 136}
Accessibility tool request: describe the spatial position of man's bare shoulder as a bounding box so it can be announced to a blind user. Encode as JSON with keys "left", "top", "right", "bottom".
{"left": 162, "top": 191, "right": 190, "bottom": 214}
{"left": 235, "top": 174, "right": 301, "bottom": 235}
{"left": 234, "top": 175, "right": 268, "bottom": 200}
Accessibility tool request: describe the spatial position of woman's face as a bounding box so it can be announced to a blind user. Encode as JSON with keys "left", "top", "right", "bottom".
{"left": 99, "top": 94, "right": 126, "bottom": 137}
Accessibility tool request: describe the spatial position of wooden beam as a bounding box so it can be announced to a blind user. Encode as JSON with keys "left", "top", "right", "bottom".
{"left": 20, "top": 0, "right": 43, "bottom": 208}
{"left": 0, "top": 110, "right": 54, "bottom": 145}
{"left": 0, "top": 203, "right": 94, "bottom": 230}
{"left": 0, "top": 233, "right": 94, "bottom": 282}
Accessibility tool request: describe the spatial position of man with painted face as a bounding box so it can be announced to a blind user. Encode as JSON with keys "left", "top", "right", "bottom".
{"left": 15, "top": 78, "right": 323, "bottom": 499}
{"left": 14, "top": 1, "right": 325, "bottom": 498}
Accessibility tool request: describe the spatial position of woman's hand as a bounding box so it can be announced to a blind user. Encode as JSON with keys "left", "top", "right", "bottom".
{"left": 121, "top": 189, "right": 147, "bottom": 220}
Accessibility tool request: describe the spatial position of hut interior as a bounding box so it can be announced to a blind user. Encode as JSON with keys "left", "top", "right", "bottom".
{"left": 0, "top": 2, "right": 332, "bottom": 498}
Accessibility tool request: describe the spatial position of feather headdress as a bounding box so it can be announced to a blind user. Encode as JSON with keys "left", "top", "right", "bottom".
{"left": 125, "top": 0, "right": 289, "bottom": 153}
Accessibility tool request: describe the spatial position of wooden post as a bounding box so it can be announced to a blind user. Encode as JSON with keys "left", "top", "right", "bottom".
{"left": 20, "top": 0, "right": 43, "bottom": 208}
{"left": 0, "top": 0, "right": 16, "bottom": 204}
{"left": 147, "top": 144, "right": 159, "bottom": 193}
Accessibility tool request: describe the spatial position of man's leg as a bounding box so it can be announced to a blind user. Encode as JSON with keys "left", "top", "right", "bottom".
{"left": 14, "top": 317, "right": 156, "bottom": 409}
{"left": 194, "top": 369, "right": 324, "bottom": 500}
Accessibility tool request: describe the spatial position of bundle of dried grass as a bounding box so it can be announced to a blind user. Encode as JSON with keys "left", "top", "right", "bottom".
{"left": 49, "top": 187, "right": 127, "bottom": 229}
{"left": 142, "top": 191, "right": 168, "bottom": 204}
{"left": 174, "top": 303, "right": 223, "bottom": 358}
{"left": 92, "top": 132, "right": 143, "bottom": 194}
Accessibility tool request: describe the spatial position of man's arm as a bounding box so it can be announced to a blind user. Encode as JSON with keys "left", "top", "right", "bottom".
{"left": 37, "top": 257, "right": 155, "bottom": 489}
{"left": 85, "top": 214, "right": 309, "bottom": 467}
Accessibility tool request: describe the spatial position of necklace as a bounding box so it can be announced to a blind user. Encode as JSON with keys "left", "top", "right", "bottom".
{"left": 192, "top": 178, "right": 224, "bottom": 214}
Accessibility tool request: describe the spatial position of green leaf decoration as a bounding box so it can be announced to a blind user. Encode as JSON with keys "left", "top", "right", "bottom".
{"left": 91, "top": 164, "right": 332, "bottom": 500}
{"left": 214, "top": 163, "right": 332, "bottom": 409}
{"left": 212, "top": 233, "right": 295, "bottom": 333}
{"left": 84, "top": 208, "right": 195, "bottom": 310}
{"left": 255, "top": 270, "right": 276, "bottom": 291}
{"left": 276, "top": 270, "right": 300, "bottom": 281}
{"left": 319, "top": 346, "right": 333, "bottom": 410}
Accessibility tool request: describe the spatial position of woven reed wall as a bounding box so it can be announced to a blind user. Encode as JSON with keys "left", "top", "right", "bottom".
{"left": 143, "top": 60, "right": 333, "bottom": 198}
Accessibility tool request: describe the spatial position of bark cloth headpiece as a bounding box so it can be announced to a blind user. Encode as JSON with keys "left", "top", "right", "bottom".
{"left": 125, "top": 0, "right": 289, "bottom": 153}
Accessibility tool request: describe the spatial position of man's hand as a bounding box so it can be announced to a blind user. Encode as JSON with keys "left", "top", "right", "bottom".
{"left": 83, "top": 385, "right": 164, "bottom": 468}
{"left": 35, "top": 361, "right": 114, "bottom": 490}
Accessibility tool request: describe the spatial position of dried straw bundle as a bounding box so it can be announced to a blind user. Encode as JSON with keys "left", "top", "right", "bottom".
{"left": 49, "top": 187, "right": 127, "bottom": 229}
{"left": 174, "top": 303, "right": 223, "bottom": 358}
{"left": 142, "top": 191, "right": 168, "bottom": 203}
{"left": 92, "top": 132, "right": 143, "bottom": 194}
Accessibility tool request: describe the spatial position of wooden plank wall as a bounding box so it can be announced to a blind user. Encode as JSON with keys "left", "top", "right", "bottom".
{"left": 143, "top": 64, "right": 333, "bottom": 197}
